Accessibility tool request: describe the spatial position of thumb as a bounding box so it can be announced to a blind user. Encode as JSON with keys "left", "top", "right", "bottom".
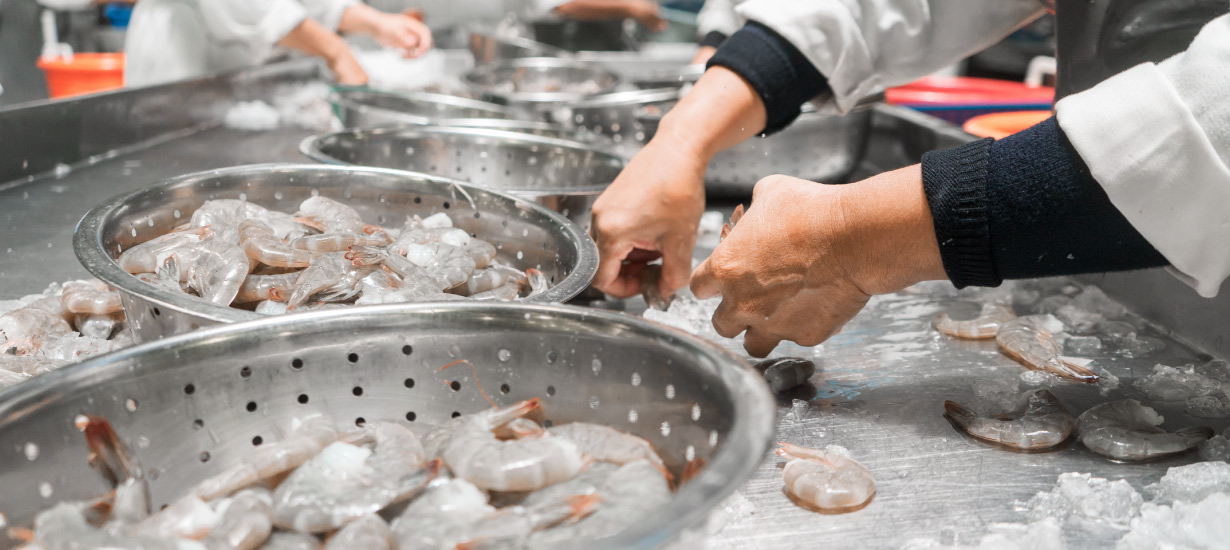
{"left": 690, "top": 257, "right": 720, "bottom": 299}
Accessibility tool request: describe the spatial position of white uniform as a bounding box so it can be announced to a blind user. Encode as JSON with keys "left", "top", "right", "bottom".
{"left": 696, "top": 0, "right": 744, "bottom": 39}
{"left": 736, "top": 2, "right": 1230, "bottom": 297}
{"left": 366, "top": 0, "right": 569, "bottom": 30}
{"left": 123, "top": 0, "right": 358, "bottom": 87}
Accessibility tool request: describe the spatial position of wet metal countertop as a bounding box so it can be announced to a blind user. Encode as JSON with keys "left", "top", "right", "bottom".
{"left": 1, "top": 59, "right": 1227, "bottom": 550}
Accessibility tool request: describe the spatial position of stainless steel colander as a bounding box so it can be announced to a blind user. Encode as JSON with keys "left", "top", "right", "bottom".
{"left": 0, "top": 303, "right": 776, "bottom": 549}
{"left": 463, "top": 58, "right": 620, "bottom": 113}
{"left": 329, "top": 88, "right": 529, "bottom": 128}
{"left": 300, "top": 126, "right": 626, "bottom": 230}
{"left": 73, "top": 164, "right": 597, "bottom": 342}
{"left": 548, "top": 88, "right": 681, "bottom": 158}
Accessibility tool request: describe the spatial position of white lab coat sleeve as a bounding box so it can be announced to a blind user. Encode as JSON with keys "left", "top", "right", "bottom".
{"left": 198, "top": 0, "right": 309, "bottom": 48}
{"left": 520, "top": 0, "right": 572, "bottom": 20}
{"left": 697, "top": 0, "right": 742, "bottom": 37}
{"left": 36, "top": 0, "right": 94, "bottom": 10}
{"left": 1055, "top": 15, "right": 1230, "bottom": 298}
{"left": 301, "top": 0, "right": 359, "bottom": 31}
{"left": 734, "top": 0, "right": 1044, "bottom": 112}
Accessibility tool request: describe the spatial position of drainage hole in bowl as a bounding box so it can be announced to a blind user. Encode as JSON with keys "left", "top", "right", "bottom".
{"left": 405, "top": 411, "right": 417, "bottom": 422}
{"left": 246, "top": 401, "right": 257, "bottom": 412}
{"left": 404, "top": 378, "right": 415, "bottom": 389}
{"left": 352, "top": 386, "right": 364, "bottom": 397}
{"left": 252, "top": 436, "right": 263, "bottom": 446}
{"left": 449, "top": 380, "right": 461, "bottom": 392}
{"left": 347, "top": 352, "right": 359, "bottom": 363}
{"left": 183, "top": 383, "right": 195, "bottom": 395}
{"left": 291, "top": 358, "right": 304, "bottom": 370}
{"left": 240, "top": 366, "right": 252, "bottom": 379}
{"left": 500, "top": 383, "right": 510, "bottom": 395}
{"left": 297, "top": 394, "right": 310, "bottom": 404}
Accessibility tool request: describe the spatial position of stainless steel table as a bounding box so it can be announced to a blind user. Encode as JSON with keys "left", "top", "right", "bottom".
{"left": 0, "top": 57, "right": 1226, "bottom": 550}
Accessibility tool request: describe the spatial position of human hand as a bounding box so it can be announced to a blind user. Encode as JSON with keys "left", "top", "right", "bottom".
{"left": 373, "top": 12, "right": 434, "bottom": 57}
{"left": 328, "top": 50, "right": 369, "bottom": 85}
{"left": 691, "top": 166, "right": 946, "bottom": 356}
{"left": 691, "top": 45, "right": 716, "bottom": 65}
{"left": 590, "top": 138, "right": 707, "bottom": 299}
{"left": 630, "top": 0, "right": 667, "bottom": 32}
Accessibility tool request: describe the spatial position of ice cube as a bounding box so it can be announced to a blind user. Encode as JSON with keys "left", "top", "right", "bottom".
{"left": 1025, "top": 472, "right": 1143, "bottom": 529}
{"left": 1099, "top": 320, "right": 1138, "bottom": 339}
{"left": 1036, "top": 295, "right": 1072, "bottom": 315}
{"left": 1187, "top": 393, "right": 1230, "bottom": 419}
{"left": 1133, "top": 363, "right": 1222, "bottom": 401}
{"left": 1118, "top": 493, "right": 1230, "bottom": 550}
{"left": 1056, "top": 304, "right": 1103, "bottom": 335}
{"left": 1071, "top": 286, "right": 1127, "bottom": 319}
{"left": 972, "top": 377, "right": 1021, "bottom": 412}
{"left": 1065, "top": 335, "right": 1103, "bottom": 356}
{"left": 1115, "top": 334, "right": 1166, "bottom": 358}
{"left": 1096, "top": 366, "right": 1121, "bottom": 396}
{"left": 1199, "top": 436, "right": 1230, "bottom": 462}
{"left": 788, "top": 399, "right": 809, "bottom": 422}
{"left": 1152, "top": 462, "right": 1230, "bottom": 503}
{"left": 901, "top": 518, "right": 1064, "bottom": 550}
{"left": 1020, "top": 370, "right": 1057, "bottom": 387}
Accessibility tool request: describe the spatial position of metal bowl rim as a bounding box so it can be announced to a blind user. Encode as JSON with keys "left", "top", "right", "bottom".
{"left": 467, "top": 28, "right": 574, "bottom": 58}
{"left": 72, "top": 163, "right": 599, "bottom": 324}
{"left": 462, "top": 57, "right": 621, "bottom": 103}
{"left": 298, "top": 125, "right": 620, "bottom": 195}
{"left": 0, "top": 301, "right": 776, "bottom": 549}
{"left": 562, "top": 88, "right": 682, "bottom": 109}
{"left": 327, "top": 89, "right": 528, "bottom": 126}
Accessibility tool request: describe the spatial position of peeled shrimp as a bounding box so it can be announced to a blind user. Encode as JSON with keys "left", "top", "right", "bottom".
{"left": 296, "top": 196, "right": 378, "bottom": 236}
{"left": 73, "top": 313, "right": 122, "bottom": 340}
{"left": 234, "top": 273, "right": 299, "bottom": 304}
{"left": 933, "top": 303, "right": 1016, "bottom": 339}
{"left": 466, "top": 240, "right": 497, "bottom": 269}
{"left": 291, "top": 233, "right": 388, "bottom": 254}
{"left": 132, "top": 495, "right": 218, "bottom": 540}
{"left": 460, "top": 265, "right": 526, "bottom": 296}
{"left": 346, "top": 246, "right": 439, "bottom": 290}
{"left": 548, "top": 422, "right": 669, "bottom": 480}
{"left": 997, "top": 314, "right": 1098, "bottom": 383}
{"left": 0, "top": 307, "right": 72, "bottom": 355}
{"left": 404, "top": 242, "right": 477, "bottom": 290}
{"left": 1076, "top": 400, "right": 1214, "bottom": 461}
{"left": 286, "top": 253, "right": 361, "bottom": 309}
{"left": 261, "top": 532, "right": 321, "bottom": 550}
{"left": 115, "top": 228, "right": 210, "bottom": 274}
{"left": 271, "top": 422, "right": 440, "bottom": 532}
{"left": 324, "top": 513, "right": 392, "bottom": 550}
{"left": 60, "top": 280, "right": 123, "bottom": 315}
{"left": 168, "top": 241, "right": 252, "bottom": 306}
{"left": 391, "top": 479, "right": 497, "bottom": 550}
{"left": 34, "top": 502, "right": 199, "bottom": 550}
{"left": 776, "top": 443, "right": 875, "bottom": 514}
{"left": 190, "top": 199, "right": 304, "bottom": 240}
{"left": 206, "top": 489, "right": 273, "bottom": 550}
{"left": 470, "top": 280, "right": 525, "bottom": 301}
{"left": 527, "top": 460, "right": 671, "bottom": 545}
{"left": 525, "top": 268, "right": 550, "bottom": 298}
{"left": 238, "top": 219, "right": 314, "bottom": 268}
{"left": 454, "top": 493, "right": 600, "bottom": 550}
{"left": 428, "top": 398, "right": 586, "bottom": 492}
{"left": 944, "top": 389, "right": 1074, "bottom": 451}
{"left": 754, "top": 357, "right": 816, "bottom": 393}
{"left": 104, "top": 477, "right": 151, "bottom": 535}
{"left": 193, "top": 414, "right": 339, "bottom": 500}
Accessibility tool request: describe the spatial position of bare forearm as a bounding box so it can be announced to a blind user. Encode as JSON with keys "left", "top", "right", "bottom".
{"left": 337, "top": 3, "right": 383, "bottom": 35}
{"left": 278, "top": 18, "right": 348, "bottom": 61}
{"left": 655, "top": 66, "right": 767, "bottom": 160}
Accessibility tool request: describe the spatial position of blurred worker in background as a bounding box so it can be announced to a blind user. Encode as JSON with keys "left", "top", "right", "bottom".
{"left": 691, "top": 0, "right": 740, "bottom": 64}
{"left": 365, "top": 0, "right": 665, "bottom": 33}
{"left": 590, "top": 0, "right": 1230, "bottom": 356}
{"left": 123, "top": 0, "right": 434, "bottom": 87}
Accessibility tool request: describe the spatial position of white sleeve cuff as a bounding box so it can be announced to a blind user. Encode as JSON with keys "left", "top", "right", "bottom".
{"left": 1056, "top": 63, "right": 1230, "bottom": 298}
{"left": 257, "top": 0, "right": 310, "bottom": 44}
{"left": 305, "top": 0, "right": 359, "bottom": 31}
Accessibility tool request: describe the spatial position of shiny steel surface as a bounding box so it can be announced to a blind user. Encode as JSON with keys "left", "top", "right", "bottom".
{"left": 329, "top": 88, "right": 527, "bottom": 128}
{"left": 74, "top": 164, "right": 597, "bottom": 342}
{"left": 300, "top": 125, "right": 626, "bottom": 230}
{"left": 549, "top": 88, "right": 682, "bottom": 158}
{"left": 468, "top": 29, "right": 572, "bottom": 64}
{"left": 631, "top": 65, "right": 705, "bottom": 89}
{"left": 639, "top": 102, "right": 872, "bottom": 194}
{"left": 0, "top": 303, "right": 776, "bottom": 549}
{"left": 463, "top": 57, "right": 621, "bottom": 111}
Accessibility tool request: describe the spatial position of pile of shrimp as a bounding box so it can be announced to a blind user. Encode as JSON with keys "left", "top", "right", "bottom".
{"left": 114, "top": 198, "right": 552, "bottom": 314}
{"left": 14, "top": 398, "right": 679, "bottom": 550}
{"left": 0, "top": 279, "right": 131, "bottom": 390}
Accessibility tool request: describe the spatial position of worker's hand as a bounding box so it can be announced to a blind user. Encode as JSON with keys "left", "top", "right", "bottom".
{"left": 690, "top": 46, "right": 717, "bottom": 65}
{"left": 691, "top": 166, "right": 947, "bottom": 357}
{"left": 630, "top": 0, "right": 667, "bottom": 32}
{"left": 328, "top": 50, "right": 369, "bottom": 85}
{"left": 373, "top": 12, "right": 434, "bottom": 57}
{"left": 590, "top": 138, "right": 706, "bottom": 299}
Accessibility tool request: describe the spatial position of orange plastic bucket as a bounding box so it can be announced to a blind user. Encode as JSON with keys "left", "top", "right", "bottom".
{"left": 37, "top": 53, "right": 125, "bottom": 99}
{"left": 962, "top": 110, "right": 1053, "bottom": 139}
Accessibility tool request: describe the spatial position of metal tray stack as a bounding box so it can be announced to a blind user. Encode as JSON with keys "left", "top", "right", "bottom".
{"left": 0, "top": 303, "right": 776, "bottom": 548}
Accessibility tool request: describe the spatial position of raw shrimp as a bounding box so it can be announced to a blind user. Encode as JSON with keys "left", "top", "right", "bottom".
{"left": 116, "top": 228, "right": 211, "bottom": 274}
{"left": 404, "top": 242, "right": 477, "bottom": 290}
{"left": 776, "top": 443, "right": 875, "bottom": 514}
{"left": 168, "top": 241, "right": 252, "bottom": 306}
{"left": 346, "top": 246, "right": 439, "bottom": 291}
{"left": 33, "top": 502, "right": 199, "bottom": 550}
{"left": 206, "top": 489, "right": 273, "bottom": 550}
{"left": 255, "top": 300, "right": 289, "bottom": 315}
{"left": 460, "top": 265, "right": 526, "bottom": 296}
{"left": 271, "top": 422, "right": 440, "bottom": 532}
{"left": 132, "top": 495, "right": 218, "bottom": 540}
{"left": 290, "top": 233, "right": 388, "bottom": 253}
{"left": 466, "top": 240, "right": 497, "bottom": 269}
{"left": 78, "top": 414, "right": 134, "bottom": 486}
{"left": 190, "top": 199, "right": 304, "bottom": 240}
{"left": 193, "top": 414, "right": 339, "bottom": 500}
{"left": 238, "top": 219, "right": 314, "bottom": 268}
{"left": 104, "top": 477, "right": 151, "bottom": 534}
{"left": 525, "top": 268, "right": 550, "bottom": 298}
{"left": 1076, "top": 400, "right": 1214, "bottom": 461}
{"left": 527, "top": 460, "right": 671, "bottom": 545}
{"left": 548, "top": 422, "right": 670, "bottom": 480}
{"left": 755, "top": 357, "right": 816, "bottom": 393}
{"left": 234, "top": 273, "right": 299, "bottom": 304}
{"left": 0, "top": 307, "right": 72, "bottom": 355}
{"left": 470, "top": 280, "right": 524, "bottom": 301}
{"left": 324, "top": 513, "right": 392, "bottom": 550}
{"left": 944, "top": 389, "right": 1074, "bottom": 451}
{"left": 933, "top": 303, "right": 1016, "bottom": 339}
{"left": 295, "top": 196, "right": 379, "bottom": 236}
{"left": 60, "top": 280, "right": 122, "bottom": 315}
{"left": 427, "top": 398, "right": 586, "bottom": 491}
{"left": 639, "top": 264, "right": 670, "bottom": 310}
{"left": 391, "top": 478, "right": 497, "bottom": 550}
{"left": 74, "top": 313, "right": 122, "bottom": 340}
{"left": 519, "top": 461, "right": 619, "bottom": 509}
{"left": 286, "top": 253, "right": 363, "bottom": 309}
{"left": 997, "top": 314, "right": 1098, "bottom": 383}
{"left": 495, "top": 417, "right": 548, "bottom": 440}
{"left": 454, "top": 493, "right": 600, "bottom": 550}
{"left": 261, "top": 533, "right": 321, "bottom": 550}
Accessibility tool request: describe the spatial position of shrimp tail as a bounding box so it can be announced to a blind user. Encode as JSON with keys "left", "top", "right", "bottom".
{"left": 942, "top": 400, "right": 976, "bottom": 428}
{"left": 679, "top": 457, "right": 707, "bottom": 486}
{"left": 1057, "top": 358, "right": 1101, "bottom": 384}
{"left": 1176, "top": 426, "right": 1215, "bottom": 443}
{"left": 80, "top": 415, "right": 134, "bottom": 487}
{"left": 345, "top": 245, "right": 385, "bottom": 267}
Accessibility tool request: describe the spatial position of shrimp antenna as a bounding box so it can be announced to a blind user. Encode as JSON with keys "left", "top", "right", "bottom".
{"left": 436, "top": 359, "right": 496, "bottom": 408}
{"left": 450, "top": 182, "right": 477, "bottom": 211}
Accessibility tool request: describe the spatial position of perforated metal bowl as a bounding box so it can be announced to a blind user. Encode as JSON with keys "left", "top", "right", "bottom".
{"left": 463, "top": 58, "right": 621, "bottom": 112}
{"left": 548, "top": 88, "right": 681, "bottom": 158}
{"left": 300, "top": 126, "right": 626, "bottom": 230}
{"left": 73, "top": 164, "right": 597, "bottom": 342}
{"left": 0, "top": 303, "right": 776, "bottom": 549}
{"left": 469, "top": 30, "right": 571, "bottom": 64}
{"left": 639, "top": 101, "right": 872, "bottom": 196}
{"left": 329, "top": 88, "right": 528, "bottom": 129}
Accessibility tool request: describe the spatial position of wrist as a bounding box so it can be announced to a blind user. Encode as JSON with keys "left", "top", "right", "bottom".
{"left": 837, "top": 165, "right": 947, "bottom": 293}
{"left": 339, "top": 4, "right": 382, "bottom": 36}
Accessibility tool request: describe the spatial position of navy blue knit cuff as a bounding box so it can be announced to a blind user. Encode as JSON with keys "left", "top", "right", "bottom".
{"left": 921, "top": 138, "right": 1001, "bottom": 288}
{"left": 706, "top": 21, "right": 827, "bottom": 135}
{"left": 700, "top": 31, "right": 727, "bottom": 49}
